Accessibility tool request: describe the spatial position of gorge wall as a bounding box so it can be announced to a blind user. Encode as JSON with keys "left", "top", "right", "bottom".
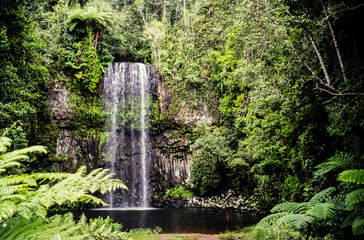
{"left": 48, "top": 63, "right": 213, "bottom": 205}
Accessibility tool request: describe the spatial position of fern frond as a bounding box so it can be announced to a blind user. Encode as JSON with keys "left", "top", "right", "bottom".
{"left": 0, "top": 201, "right": 15, "bottom": 221}
{"left": 308, "top": 187, "right": 336, "bottom": 206}
{"left": 271, "top": 201, "right": 308, "bottom": 214}
{"left": 345, "top": 188, "right": 364, "bottom": 210}
{"left": 0, "top": 213, "right": 126, "bottom": 240}
{"left": 0, "top": 174, "right": 36, "bottom": 187}
{"left": 314, "top": 153, "right": 354, "bottom": 176}
{"left": 0, "top": 136, "right": 11, "bottom": 153}
{"left": 9, "top": 145, "right": 47, "bottom": 156}
{"left": 306, "top": 202, "right": 336, "bottom": 219}
{"left": 326, "top": 194, "right": 346, "bottom": 211}
{"left": 0, "top": 184, "right": 30, "bottom": 196}
{"left": 276, "top": 214, "right": 315, "bottom": 229}
{"left": 338, "top": 169, "right": 364, "bottom": 184}
{"left": 257, "top": 212, "right": 290, "bottom": 226}
{"left": 0, "top": 145, "right": 46, "bottom": 174}
{"left": 352, "top": 216, "right": 364, "bottom": 235}
{"left": 66, "top": 6, "right": 113, "bottom": 32}
{"left": 31, "top": 172, "right": 70, "bottom": 183}
{"left": 0, "top": 162, "right": 21, "bottom": 173}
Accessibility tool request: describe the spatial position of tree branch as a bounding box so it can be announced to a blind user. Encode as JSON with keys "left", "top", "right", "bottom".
{"left": 285, "top": 9, "right": 333, "bottom": 90}
{"left": 320, "top": 3, "right": 364, "bottom": 23}
{"left": 304, "top": 29, "right": 333, "bottom": 89}
{"left": 321, "top": 1, "right": 347, "bottom": 83}
{"left": 315, "top": 83, "right": 364, "bottom": 96}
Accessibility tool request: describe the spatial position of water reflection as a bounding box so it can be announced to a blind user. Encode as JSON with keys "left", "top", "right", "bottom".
{"left": 73, "top": 208, "right": 262, "bottom": 234}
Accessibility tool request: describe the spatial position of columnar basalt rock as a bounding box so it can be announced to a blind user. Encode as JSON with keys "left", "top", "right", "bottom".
{"left": 150, "top": 131, "right": 193, "bottom": 195}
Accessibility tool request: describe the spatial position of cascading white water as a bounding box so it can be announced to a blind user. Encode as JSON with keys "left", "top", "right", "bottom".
{"left": 139, "top": 64, "right": 148, "bottom": 208}
{"left": 103, "top": 62, "right": 151, "bottom": 208}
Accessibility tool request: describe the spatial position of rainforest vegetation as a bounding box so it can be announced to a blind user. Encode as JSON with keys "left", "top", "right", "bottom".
{"left": 0, "top": 0, "right": 363, "bottom": 239}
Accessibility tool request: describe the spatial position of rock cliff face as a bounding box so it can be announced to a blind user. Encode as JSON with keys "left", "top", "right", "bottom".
{"left": 49, "top": 64, "right": 213, "bottom": 204}
{"left": 157, "top": 82, "right": 213, "bottom": 127}
{"left": 48, "top": 81, "right": 73, "bottom": 127}
{"left": 150, "top": 130, "right": 192, "bottom": 195}
{"left": 48, "top": 81, "right": 101, "bottom": 172}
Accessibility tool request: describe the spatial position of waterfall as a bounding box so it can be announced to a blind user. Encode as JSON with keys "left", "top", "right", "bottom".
{"left": 103, "top": 63, "right": 151, "bottom": 208}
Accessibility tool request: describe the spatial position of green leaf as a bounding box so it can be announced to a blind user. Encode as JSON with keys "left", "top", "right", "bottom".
{"left": 306, "top": 203, "right": 336, "bottom": 219}
{"left": 271, "top": 202, "right": 309, "bottom": 214}
{"left": 308, "top": 187, "right": 336, "bottom": 205}
{"left": 338, "top": 170, "right": 364, "bottom": 184}
{"left": 345, "top": 188, "right": 364, "bottom": 210}
{"left": 276, "top": 214, "right": 315, "bottom": 229}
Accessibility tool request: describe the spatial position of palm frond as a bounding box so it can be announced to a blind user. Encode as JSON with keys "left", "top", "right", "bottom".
{"left": 338, "top": 169, "right": 364, "bottom": 184}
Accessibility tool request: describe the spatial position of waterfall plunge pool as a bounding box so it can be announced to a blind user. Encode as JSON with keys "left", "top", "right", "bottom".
{"left": 72, "top": 208, "right": 262, "bottom": 234}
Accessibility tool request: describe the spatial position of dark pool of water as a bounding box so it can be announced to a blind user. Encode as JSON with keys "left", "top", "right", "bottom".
{"left": 73, "top": 207, "right": 262, "bottom": 234}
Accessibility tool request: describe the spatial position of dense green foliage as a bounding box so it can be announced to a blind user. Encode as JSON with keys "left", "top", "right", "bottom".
{"left": 144, "top": 0, "right": 364, "bottom": 207}
{"left": 1, "top": 0, "right": 364, "bottom": 238}
{"left": 0, "top": 0, "right": 53, "bottom": 170}
{"left": 163, "top": 185, "right": 193, "bottom": 198}
{"left": 0, "top": 130, "right": 127, "bottom": 239}
{"left": 137, "top": 0, "right": 364, "bottom": 238}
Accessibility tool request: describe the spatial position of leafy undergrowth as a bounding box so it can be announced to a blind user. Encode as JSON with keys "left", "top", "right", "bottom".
{"left": 125, "top": 229, "right": 159, "bottom": 240}
{"left": 219, "top": 227, "right": 254, "bottom": 240}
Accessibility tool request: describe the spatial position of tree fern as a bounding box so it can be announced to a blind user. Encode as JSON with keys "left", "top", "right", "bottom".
{"left": 276, "top": 214, "right": 315, "bottom": 229}
{"left": 338, "top": 169, "right": 364, "bottom": 235}
{"left": 344, "top": 189, "right": 364, "bottom": 210}
{"left": 0, "top": 135, "right": 128, "bottom": 238}
{"left": 352, "top": 216, "right": 364, "bottom": 236}
{"left": 306, "top": 203, "right": 336, "bottom": 219}
{"left": 0, "top": 213, "right": 126, "bottom": 240}
{"left": 66, "top": 7, "right": 113, "bottom": 33}
{"left": 338, "top": 169, "right": 364, "bottom": 184}
{"left": 271, "top": 201, "right": 309, "bottom": 214}
{"left": 314, "top": 153, "right": 354, "bottom": 177}
{"left": 308, "top": 187, "right": 336, "bottom": 206}
{"left": 0, "top": 136, "right": 11, "bottom": 153}
{"left": 254, "top": 187, "right": 337, "bottom": 235}
{"left": 0, "top": 142, "right": 47, "bottom": 174}
{"left": 257, "top": 212, "right": 290, "bottom": 226}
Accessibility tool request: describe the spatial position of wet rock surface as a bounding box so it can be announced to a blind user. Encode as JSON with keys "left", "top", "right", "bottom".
{"left": 48, "top": 81, "right": 73, "bottom": 126}
{"left": 152, "top": 191, "right": 257, "bottom": 211}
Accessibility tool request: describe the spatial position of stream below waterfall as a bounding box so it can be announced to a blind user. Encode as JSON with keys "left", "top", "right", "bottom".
{"left": 73, "top": 208, "right": 262, "bottom": 234}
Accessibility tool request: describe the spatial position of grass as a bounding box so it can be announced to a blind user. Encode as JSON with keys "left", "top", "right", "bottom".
{"left": 219, "top": 227, "right": 254, "bottom": 240}
{"left": 124, "top": 228, "right": 159, "bottom": 240}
